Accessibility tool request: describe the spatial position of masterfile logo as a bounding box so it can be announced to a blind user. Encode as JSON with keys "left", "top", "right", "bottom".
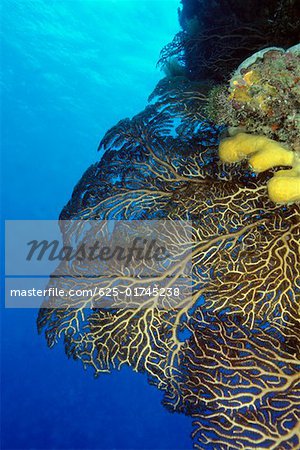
{"left": 5, "top": 220, "right": 193, "bottom": 308}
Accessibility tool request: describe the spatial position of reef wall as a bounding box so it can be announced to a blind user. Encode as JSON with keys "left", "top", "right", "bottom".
{"left": 160, "top": 0, "right": 300, "bottom": 81}
{"left": 38, "top": 1, "right": 300, "bottom": 448}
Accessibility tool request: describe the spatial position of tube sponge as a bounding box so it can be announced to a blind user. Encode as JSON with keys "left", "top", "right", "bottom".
{"left": 267, "top": 170, "right": 300, "bottom": 204}
{"left": 219, "top": 133, "right": 294, "bottom": 172}
{"left": 219, "top": 132, "right": 300, "bottom": 204}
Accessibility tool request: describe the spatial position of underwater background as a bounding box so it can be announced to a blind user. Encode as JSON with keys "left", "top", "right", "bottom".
{"left": 2, "top": 1, "right": 300, "bottom": 449}
{"left": 1, "top": 1, "right": 193, "bottom": 449}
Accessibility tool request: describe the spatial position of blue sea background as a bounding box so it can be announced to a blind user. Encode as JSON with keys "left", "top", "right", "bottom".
{"left": 1, "top": 1, "right": 193, "bottom": 449}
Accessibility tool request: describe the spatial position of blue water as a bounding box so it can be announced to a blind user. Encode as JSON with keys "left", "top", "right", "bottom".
{"left": 1, "top": 1, "right": 192, "bottom": 449}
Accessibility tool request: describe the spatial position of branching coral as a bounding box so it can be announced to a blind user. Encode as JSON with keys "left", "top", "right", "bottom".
{"left": 38, "top": 2, "right": 300, "bottom": 441}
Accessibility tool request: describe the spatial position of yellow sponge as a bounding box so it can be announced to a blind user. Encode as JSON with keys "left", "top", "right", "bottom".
{"left": 218, "top": 132, "right": 300, "bottom": 204}
{"left": 219, "top": 133, "right": 266, "bottom": 163}
{"left": 219, "top": 133, "right": 294, "bottom": 172}
{"left": 267, "top": 171, "right": 300, "bottom": 204}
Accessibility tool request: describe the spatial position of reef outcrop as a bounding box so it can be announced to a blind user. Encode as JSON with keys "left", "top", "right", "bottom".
{"left": 159, "top": 0, "right": 300, "bottom": 81}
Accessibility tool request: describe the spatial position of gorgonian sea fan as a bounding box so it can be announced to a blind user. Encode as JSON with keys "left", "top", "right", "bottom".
{"left": 164, "top": 310, "right": 300, "bottom": 449}
{"left": 38, "top": 76, "right": 300, "bottom": 447}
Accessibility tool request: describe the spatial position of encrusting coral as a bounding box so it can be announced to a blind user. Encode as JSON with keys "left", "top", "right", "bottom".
{"left": 225, "top": 46, "right": 300, "bottom": 149}
{"left": 210, "top": 45, "right": 300, "bottom": 204}
{"left": 207, "top": 46, "right": 300, "bottom": 147}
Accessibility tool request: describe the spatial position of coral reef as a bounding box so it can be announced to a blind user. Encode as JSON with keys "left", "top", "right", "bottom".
{"left": 206, "top": 46, "right": 300, "bottom": 205}
{"left": 38, "top": 76, "right": 300, "bottom": 447}
{"left": 208, "top": 48, "right": 300, "bottom": 149}
{"left": 38, "top": 1, "right": 300, "bottom": 447}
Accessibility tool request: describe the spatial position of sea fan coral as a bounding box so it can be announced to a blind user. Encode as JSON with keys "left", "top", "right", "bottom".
{"left": 164, "top": 309, "right": 300, "bottom": 450}
{"left": 164, "top": 310, "right": 300, "bottom": 449}
{"left": 37, "top": 2, "right": 300, "bottom": 447}
{"left": 38, "top": 74, "right": 300, "bottom": 447}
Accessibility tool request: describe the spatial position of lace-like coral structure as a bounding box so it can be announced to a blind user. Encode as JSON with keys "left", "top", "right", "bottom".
{"left": 38, "top": 73, "right": 300, "bottom": 448}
